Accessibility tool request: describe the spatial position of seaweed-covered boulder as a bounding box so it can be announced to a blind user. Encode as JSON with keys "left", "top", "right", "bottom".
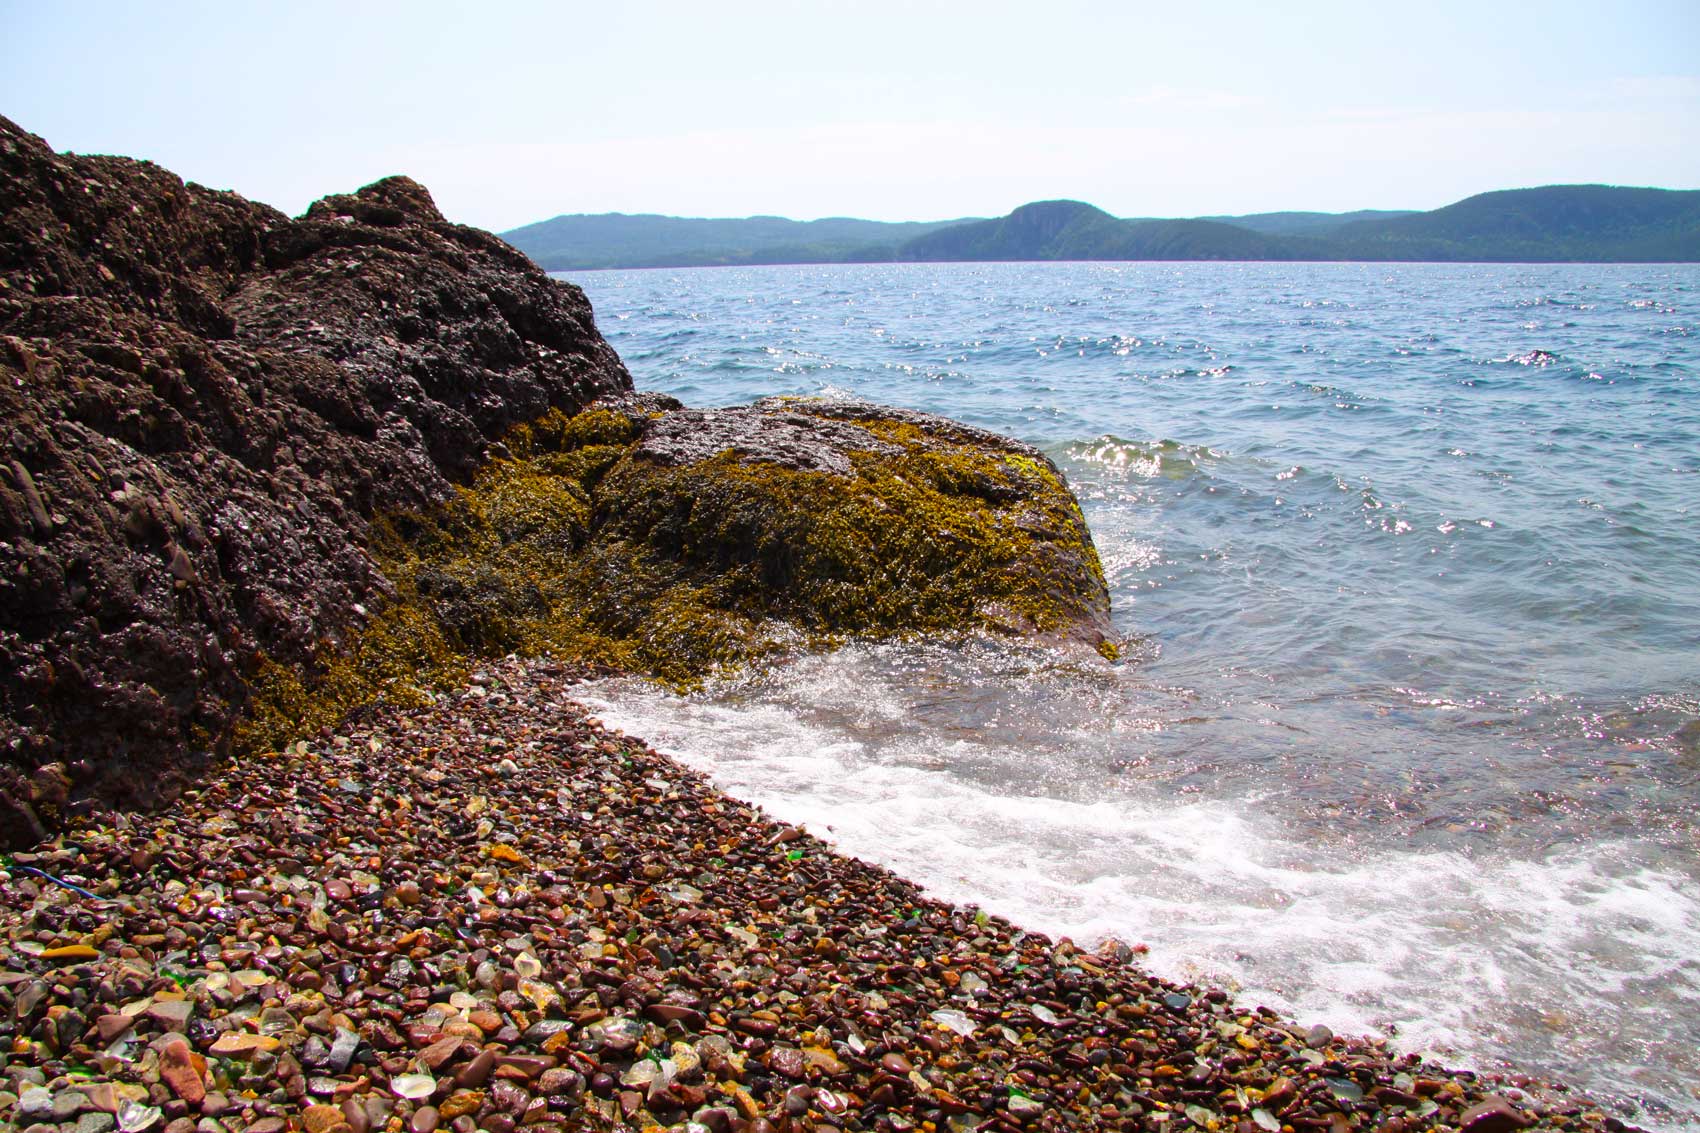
{"left": 597, "top": 397, "right": 1116, "bottom": 662}
{"left": 0, "top": 115, "right": 630, "bottom": 842}
{"left": 339, "top": 395, "right": 1116, "bottom": 704}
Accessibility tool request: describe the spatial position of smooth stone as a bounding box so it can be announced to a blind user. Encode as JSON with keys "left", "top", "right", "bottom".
{"left": 493, "top": 1054, "right": 553, "bottom": 1079}
{"left": 147, "top": 1000, "right": 195, "bottom": 1031}
{"left": 158, "top": 1039, "right": 206, "bottom": 1105}
{"left": 97, "top": 1014, "right": 137, "bottom": 1043}
{"left": 645, "top": 1003, "right": 705, "bottom": 1030}
{"left": 81, "top": 1084, "right": 123, "bottom": 1115}
{"left": 340, "top": 1098, "right": 370, "bottom": 1133}
{"left": 16, "top": 1087, "right": 56, "bottom": 1120}
{"left": 454, "top": 1049, "right": 497, "bottom": 1088}
{"left": 536, "top": 1068, "right": 583, "bottom": 1097}
{"left": 1460, "top": 1099, "right": 1533, "bottom": 1133}
{"left": 692, "top": 1108, "right": 734, "bottom": 1133}
{"left": 766, "top": 1046, "right": 805, "bottom": 1080}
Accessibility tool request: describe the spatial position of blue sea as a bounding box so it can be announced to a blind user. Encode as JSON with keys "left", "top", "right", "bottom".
{"left": 562, "top": 262, "right": 1700, "bottom": 1130}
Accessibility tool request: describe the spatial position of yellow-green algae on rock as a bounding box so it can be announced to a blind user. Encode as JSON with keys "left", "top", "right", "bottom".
{"left": 241, "top": 395, "right": 1116, "bottom": 750}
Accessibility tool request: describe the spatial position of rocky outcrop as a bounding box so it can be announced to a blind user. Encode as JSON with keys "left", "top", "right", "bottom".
{"left": 0, "top": 116, "right": 630, "bottom": 842}
{"left": 309, "top": 395, "right": 1116, "bottom": 716}
{"left": 1, "top": 116, "right": 1118, "bottom": 846}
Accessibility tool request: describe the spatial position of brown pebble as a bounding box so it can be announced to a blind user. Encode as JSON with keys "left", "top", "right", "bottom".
{"left": 494, "top": 1054, "right": 554, "bottom": 1079}
{"left": 645, "top": 1003, "right": 705, "bottom": 1030}
{"left": 783, "top": 1085, "right": 814, "bottom": 1115}
{"left": 1263, "top": 1077, "right": 1298, "bottom": 1111}
{"left": 767, "top": 1045, "right": 806, "bottom": 1079}
{"left": 1461, "top": 1099, "right": 1533, "bottom": 1133}
{"left": 456, "top": 1047, "right": 498, "bottom": 1087}
{"left": 418, "top": 1035, "right": 464, "bottom": 1070}
{"left": 157, "top": 1037, "right": 206, "bottom": 1105}
{"left": 410, "top": 1105, "right": 440, "bottom": 1133}
{"left": 341, "top": 1098, "right": 371, "bottom": 1133}
{"left": 95, "top": 1013, "right": 135, "bottom": 1043}
{"left": 303, "top": 1105, "right": 345, "bottom": 1133}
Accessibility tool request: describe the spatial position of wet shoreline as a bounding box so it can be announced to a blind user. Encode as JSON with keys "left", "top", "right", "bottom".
{"left": 0, "top": 658, "right": 1635, "bottom": 1133}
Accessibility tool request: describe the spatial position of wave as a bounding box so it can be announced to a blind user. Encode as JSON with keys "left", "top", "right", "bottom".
{"left": 575, "top": 648, "right": 1700, "bottom": 1133}
{"left": 1056, "top": 435, "right": 1228, "bottom": 480}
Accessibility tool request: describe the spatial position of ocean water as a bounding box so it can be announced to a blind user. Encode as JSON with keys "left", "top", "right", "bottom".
{"left": 561, "top": 262, "right": 1700, "bottom": 1129}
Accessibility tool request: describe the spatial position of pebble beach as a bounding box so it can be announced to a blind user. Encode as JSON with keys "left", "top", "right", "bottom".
{"left": 0, "top": 658, "right": 1634, "bottom": 1133}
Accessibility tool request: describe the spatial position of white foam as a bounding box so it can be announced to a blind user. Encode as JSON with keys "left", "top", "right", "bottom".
{"left": 576, "top": 653, "right": 1700, "bottom": 1132}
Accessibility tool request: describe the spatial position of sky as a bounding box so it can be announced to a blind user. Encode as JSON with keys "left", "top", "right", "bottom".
{"left": 2, "top": 0, "right": 1698, "bottom": 232}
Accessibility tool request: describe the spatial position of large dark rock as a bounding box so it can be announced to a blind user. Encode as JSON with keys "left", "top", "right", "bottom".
{"left": 0, "top": 116, "right": 630, "bottom": 842}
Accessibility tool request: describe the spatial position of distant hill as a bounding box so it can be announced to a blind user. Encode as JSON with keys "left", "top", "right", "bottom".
{"left": 1315, "top": 186, "right": 1700, "bottom": 261}
{"left": 503, "top": 212, "right": 976, "bottom": 270}
{"left": 501, "top": 186, "right": 1700, "bottom": 268}
{"left": 1193, "top": 209, "right": 1419, "bottom": 235}
{"left": 896, "top": 201, "right": 1294, "bottom": 261}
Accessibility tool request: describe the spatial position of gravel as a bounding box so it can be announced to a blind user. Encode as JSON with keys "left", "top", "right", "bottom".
{"left": 0, "top": 657, "right": 1636, "bottom": 1133}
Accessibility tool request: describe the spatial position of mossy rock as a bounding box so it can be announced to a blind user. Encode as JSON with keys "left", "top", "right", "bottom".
{"left": 594, "top": 399, "right": 1114, "bottom": 646}
{"left": 242, "top": 395, "right": 1116, "bottom": 747}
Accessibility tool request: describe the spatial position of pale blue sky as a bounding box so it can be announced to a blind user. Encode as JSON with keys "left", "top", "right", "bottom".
{"left": 2, "top": 0, "right": 1696, "bottom": 231}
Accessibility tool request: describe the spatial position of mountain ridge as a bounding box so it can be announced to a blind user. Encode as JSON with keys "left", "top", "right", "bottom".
{"left": 504, "top": 184, "right": 1700, "bottom": 268}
